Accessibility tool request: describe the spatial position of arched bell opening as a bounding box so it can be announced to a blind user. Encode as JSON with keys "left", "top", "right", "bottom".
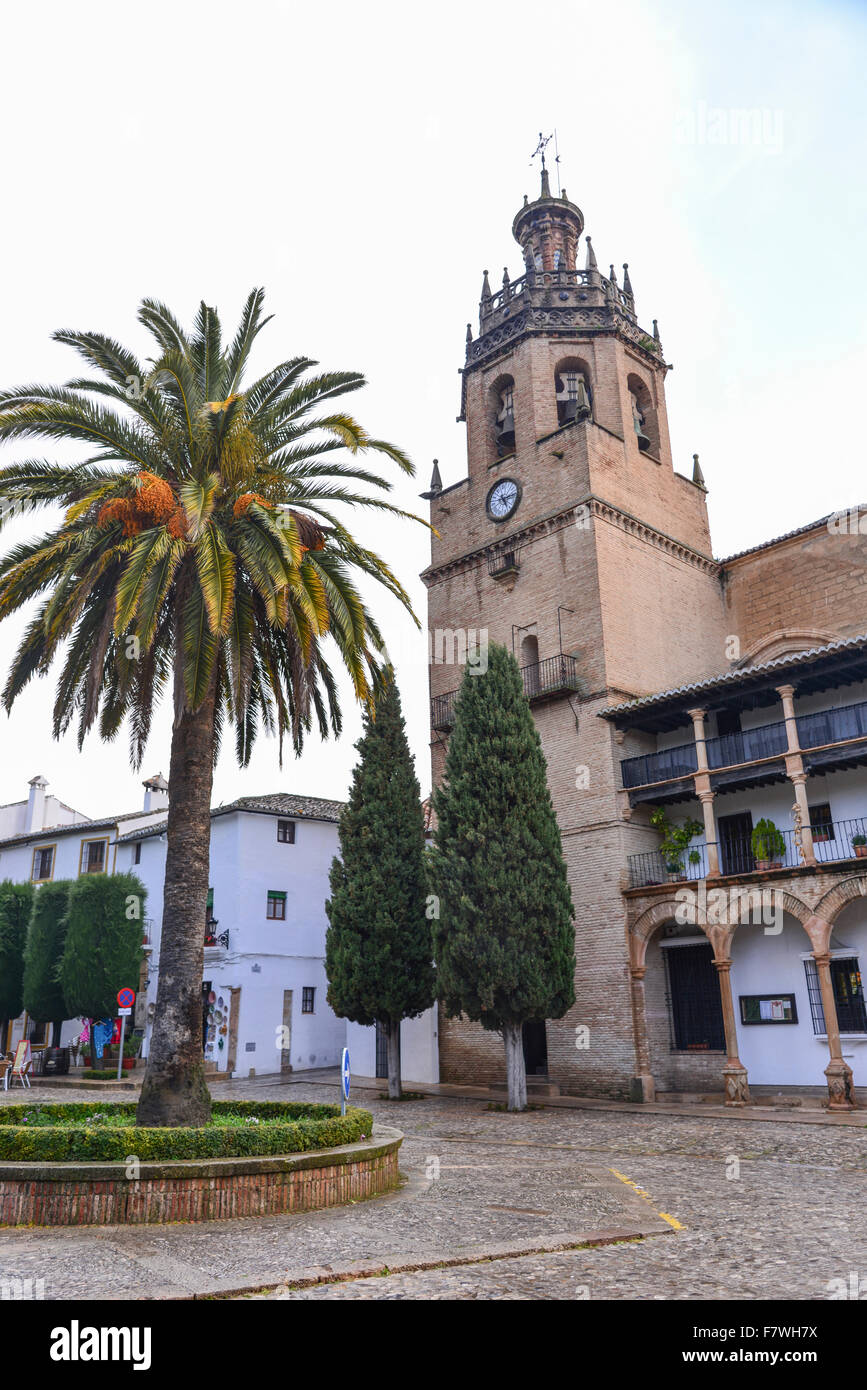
{"left": 554, "top": 357, "right": 593, "bottom": 427}
{"left": 627, "top": 372, "right": 658, "bottom": 455}
{"left": 489, "top": 373, "right": 516, "bottom": 459}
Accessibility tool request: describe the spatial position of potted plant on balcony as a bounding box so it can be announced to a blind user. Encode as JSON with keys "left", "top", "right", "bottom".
{"left": 650, "top": 809, "right": 703, "bottom": 881}
{"left": 751, "top": 818, "right": 786, "bottom": 871}
{"left": 852, "top": 833, "right": 867, "bottom": 859}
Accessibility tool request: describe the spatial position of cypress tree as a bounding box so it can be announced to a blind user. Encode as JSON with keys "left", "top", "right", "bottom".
{"left": 0, "top": 880, "right": 34, "bottom": 1047}
{"left": 326, "top": 674, "right": 435, "bottom": 1098}
{"left": 429, "top": 642, "right": 576, "bottom": 1111}
{"left": 59, "top": 873, "right": 146, "bottom": 1021}
{"left": 22, "top": 879, "right": 72, "bottom": 1045}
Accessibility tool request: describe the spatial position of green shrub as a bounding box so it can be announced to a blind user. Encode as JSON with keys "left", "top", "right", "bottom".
{"left": 751, "top": 818, "right": 786, "bottom": 862}
{"left": 59, "top": 873, "right": 146, "bottom": 1019}
{"left": 0, "top": 1100, "right": 373, "bottom": 1162}
{"left": 0, "top": 881, "right": 34, "bottom": 1023}
{"left": 22, "top": 879, "right": 71, "bottom": 1027}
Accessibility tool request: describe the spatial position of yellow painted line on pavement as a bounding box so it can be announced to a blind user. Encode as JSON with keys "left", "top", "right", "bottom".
{"left": 608, "top": 1167, "right": 685, "bottom": 1230}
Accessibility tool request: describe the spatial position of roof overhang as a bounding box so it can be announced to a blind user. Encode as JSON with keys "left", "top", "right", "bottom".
{"left": 600, "top": 634, "right": 867, "bottom": 733}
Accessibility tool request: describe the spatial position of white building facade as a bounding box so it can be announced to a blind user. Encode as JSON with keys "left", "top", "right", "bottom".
{"left": 0, "top": 777, "right": 439, "bottom": 1084}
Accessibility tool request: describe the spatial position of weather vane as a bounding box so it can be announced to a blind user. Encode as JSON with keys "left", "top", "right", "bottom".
{"left": 530, "top": 131, "right": 561, "bottom": 193}
{"left": 530, "top": 131, "right": 553, "bottom": 169}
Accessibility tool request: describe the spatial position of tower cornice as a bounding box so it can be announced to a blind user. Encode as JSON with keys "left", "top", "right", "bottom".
{"left": 422, "top": 496, "right": 718, "bottom": 587}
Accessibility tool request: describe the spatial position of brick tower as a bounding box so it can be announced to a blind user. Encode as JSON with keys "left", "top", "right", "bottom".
{"left": 422, "top": 165, "right": 731, "bottom": 1096}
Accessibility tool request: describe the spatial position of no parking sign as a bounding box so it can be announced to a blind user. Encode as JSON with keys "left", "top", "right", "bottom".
{"left": 115, "top": 989, "right": 136, "bottom": 1080}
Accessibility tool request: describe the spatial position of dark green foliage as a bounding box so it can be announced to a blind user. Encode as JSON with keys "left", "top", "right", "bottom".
{"left": 22, "top": 879, "right": 71, "bottom": 1023}
{"left": 0, "top": 1100, "right": 372, "bottom": 1162}
{"left": 325, "top": 675, "right": 435, "bottom": 1028}
{"left": 429, "top": 643, "right": 576, "bottom": 1029}
{"left": 0, "top": 881, "right": 34, "bottom": 1022}
{"left": 58, "top": 873, "right": 146, "bottom": 1020}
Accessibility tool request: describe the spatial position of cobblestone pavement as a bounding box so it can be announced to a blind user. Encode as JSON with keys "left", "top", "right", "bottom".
{"left": 1, "top": 1077, "right": 866, "bottom": 1300}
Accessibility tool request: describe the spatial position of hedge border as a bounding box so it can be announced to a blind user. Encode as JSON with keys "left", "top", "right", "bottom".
{"left": 0, "top": 1099, "right": 373, "bottom": 1163}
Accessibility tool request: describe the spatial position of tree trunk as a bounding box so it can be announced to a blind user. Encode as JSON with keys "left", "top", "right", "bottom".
{"left": 502, "top": 1021, "right": 527, "bottom": 1112}
{"left": 136, "top": 672, "right": 216, "bottom": 1128}
{"left": 386, "top": 1019, "right": 401, "bottom": 1100}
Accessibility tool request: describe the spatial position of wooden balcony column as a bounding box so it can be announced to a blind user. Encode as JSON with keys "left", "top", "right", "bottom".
{"left": 776, "top": 684, "right": 816, "bottom": 866}
{"left": 687, "top": 706, "right": 720, "bottom": 877}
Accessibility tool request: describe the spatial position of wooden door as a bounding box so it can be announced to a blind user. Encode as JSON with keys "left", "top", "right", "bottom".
{"left": 280, "top": 990, "right": 293, "bottom": 1074}
{"left": 227, "top": 988, "right": 241, "bottom": 1075}
{"left": 718, "top": 811, "right": 754, "bottom": 876}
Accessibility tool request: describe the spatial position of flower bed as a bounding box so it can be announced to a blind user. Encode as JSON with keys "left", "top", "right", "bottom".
{"left": 0, "top": 1100, "right": 372, "bottom": 1163}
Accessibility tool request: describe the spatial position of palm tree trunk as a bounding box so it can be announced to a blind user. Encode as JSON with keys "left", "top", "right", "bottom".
{"left": 136, "top": 679, "right": 216, "bottom": 1128}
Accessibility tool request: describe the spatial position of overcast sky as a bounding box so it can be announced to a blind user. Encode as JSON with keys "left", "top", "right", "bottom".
{"left": 0, "top": 0, "right": 865, "bottom": 820}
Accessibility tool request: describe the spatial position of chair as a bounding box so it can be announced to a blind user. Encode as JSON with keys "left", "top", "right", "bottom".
{"left": 6, "top": 1043, "right": 33, "bottom": 1090}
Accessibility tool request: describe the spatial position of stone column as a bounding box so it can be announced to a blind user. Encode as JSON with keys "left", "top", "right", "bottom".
{"left": 697, "top": 791, "right": 720, "bottom": 878}
{"left": 629, "top": 966, "right": 656, "bottom": 1102}
{"left": 813, "top": 951, "right": 855, "bottom": 1110}
{"left": 776, "top": 683, "right": 816, "bottom": 866}
{"left": 687, "top": 708, "right": 720, "bottom": 877}
{"left": 712, "top": 958, "right": 750, "bottom": 1105}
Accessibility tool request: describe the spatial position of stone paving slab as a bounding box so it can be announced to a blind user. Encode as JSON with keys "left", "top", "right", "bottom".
{"left": 1, "top": 1077, "right": 865, "bottom": 1301}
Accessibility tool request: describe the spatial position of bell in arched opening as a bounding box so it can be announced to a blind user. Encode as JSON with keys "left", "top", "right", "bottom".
{"left": 494, "top": 381, "right": 516, "bottom": 455}
{"left": 556, "top": 369, "right": 592, "bottom": 427}
{"left": 630, "top": 391, "right": 652, "bottom": 452}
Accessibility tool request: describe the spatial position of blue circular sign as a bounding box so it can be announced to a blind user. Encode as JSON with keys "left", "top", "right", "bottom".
{"left": 117, "top": 987, "right": 136, "bottom": 1009}
{"left": 341, "top": 1047, "right": 351, "bottom": 1101}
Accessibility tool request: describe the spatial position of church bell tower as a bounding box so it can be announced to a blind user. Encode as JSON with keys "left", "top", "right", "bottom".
{"left": 422, "top": 161, "right": 725, "bottom": 1095}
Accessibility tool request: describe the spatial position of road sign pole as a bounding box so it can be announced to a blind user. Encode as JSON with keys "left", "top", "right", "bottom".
{"left": 115, "top": 989, "right": 136, "bottom": 1080}
{"left": 340, "top": 1047, "right": 350, "bottom": 1117}
{"left": 116, "top": 1013, "right": 126, "bottom": 1082}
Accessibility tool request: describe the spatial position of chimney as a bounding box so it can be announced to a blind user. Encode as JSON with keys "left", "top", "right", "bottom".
{"left": 26, "top": 775, "right": 48, "bottom": 833}
{"left": 142, "top": 773, "right": 169, "bottom": 814}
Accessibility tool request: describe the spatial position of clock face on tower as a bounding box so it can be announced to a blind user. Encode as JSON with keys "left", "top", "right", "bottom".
{"left": 486, "top": 477, "right": 521, "bottom": 521}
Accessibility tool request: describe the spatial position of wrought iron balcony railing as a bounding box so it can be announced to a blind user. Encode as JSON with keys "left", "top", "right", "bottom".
{"left": 627, "top": 816, "right": 867, "bottom": 888}
{"left": 431, "top": 653, "right": 580, "bottom": 731}
{"left": 620, "top": 742, "right": 697, "bottom": 788}
{"left": 798, "top": 699, "right": 867, "bottom": 749}
{"left": 705, "top": 720, "right": 789, "bottom": 769}
{"left": 620, "top": 698, "right": 867, "bottom": 791}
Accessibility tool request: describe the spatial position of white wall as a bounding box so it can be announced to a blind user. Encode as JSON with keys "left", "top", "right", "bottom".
{"left": 346, "top": 1006, "right": 440, "bottom": 1085}
{"left": 0, "top": 808, "right": 166, "bottom": 885}
{"left": 729, "top": 905, "right": 867, "bottom": 1087}
{"left": 124, "top": 810, "right": 346, "bottom": 1076}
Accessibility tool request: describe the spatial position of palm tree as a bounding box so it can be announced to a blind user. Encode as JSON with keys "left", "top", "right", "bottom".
{"left": 0, "top": 290, "right": 420, "bottom": 1125}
